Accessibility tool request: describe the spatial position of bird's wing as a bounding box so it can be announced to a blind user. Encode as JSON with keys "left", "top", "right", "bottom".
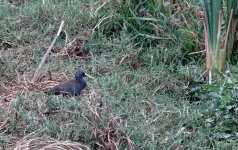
{"left": 48, "top": 80, "right": 74, "bottom": 94}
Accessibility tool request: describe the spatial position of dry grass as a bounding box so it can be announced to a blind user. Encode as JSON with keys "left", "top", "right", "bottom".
{"left": 7, "top": 136, "right": 90, "bottom": 150}
{"left": 0, "top": 71, "right": 134, "bottom": 149}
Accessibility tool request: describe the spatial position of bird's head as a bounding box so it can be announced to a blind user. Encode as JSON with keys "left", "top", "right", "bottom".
{"left": 75, "top": 70, "right": 86, "bottom": 81}
{"left": 75, "top": 69, "right": 94, "bottom": 81}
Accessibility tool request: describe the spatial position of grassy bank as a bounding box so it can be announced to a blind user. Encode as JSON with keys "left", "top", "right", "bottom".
{"left": 0, "top": 0, "right": 237, "bottom": 149}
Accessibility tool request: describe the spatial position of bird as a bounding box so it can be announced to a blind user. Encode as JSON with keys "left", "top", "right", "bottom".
{"left": 47, "top": 69, "right": 91, "bottom": 96}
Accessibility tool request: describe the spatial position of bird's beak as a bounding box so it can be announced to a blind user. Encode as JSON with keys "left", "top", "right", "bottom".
{"left": 85, "top": 73, "right": 94, "bottom": 79}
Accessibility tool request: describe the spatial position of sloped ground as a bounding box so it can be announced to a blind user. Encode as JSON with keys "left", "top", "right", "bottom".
{"left": 1, "top": 0, "right": 238, "bottom": 149}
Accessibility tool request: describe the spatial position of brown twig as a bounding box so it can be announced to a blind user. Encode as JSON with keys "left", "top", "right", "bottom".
{"left": 31, "top": 21, "right": 65, "bottom": 84}
{"left": 43, "top": 109, "right": 81, "bottom": 115}
{"left": 222, "top": 9, "right": 233, "bottom": 67}
{"left": 188, "top": 50, "right": 206, "bottom": 55}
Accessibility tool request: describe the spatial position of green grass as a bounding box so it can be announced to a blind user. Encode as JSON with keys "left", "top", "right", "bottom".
{"left": 0, "top": 0, "right": 238, "bottom": 149}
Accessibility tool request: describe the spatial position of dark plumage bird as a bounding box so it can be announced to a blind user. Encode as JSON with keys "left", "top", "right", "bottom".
{"left": 47, "top": 70, "right": 89, "bottom": 96}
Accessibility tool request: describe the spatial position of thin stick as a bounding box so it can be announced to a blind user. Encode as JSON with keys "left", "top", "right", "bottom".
{"left": 188, "top": 50, "right": 206, "bottom": 55}
{"left": 31, "top": 21, "right": 65, "bottom": 84}
{"left": 222, "top": 9, "right": 233, "bottom": 67}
